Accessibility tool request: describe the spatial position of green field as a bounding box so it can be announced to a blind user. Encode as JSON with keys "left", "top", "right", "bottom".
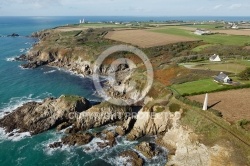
{"left": 194, "top": 62, "right": 247, "bottom": 74}
{"left": 171, "top": 79, "right": 225, "bottom": 95}
{"left": 184, "top": 23, "right": 225, "bottom": 29}
{"left": 152, "top": 27, "right": 250, "bottom": 46}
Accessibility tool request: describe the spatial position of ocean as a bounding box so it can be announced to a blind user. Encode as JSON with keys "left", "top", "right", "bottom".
{"left": 0, "top": 16, "right": 249, "bottom": 166}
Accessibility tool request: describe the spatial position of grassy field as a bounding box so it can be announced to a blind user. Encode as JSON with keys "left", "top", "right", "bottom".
{"left": 171, "top": 78, "right": 225, "bottom": 95}
{"left": 194, "top": 62, "right": 247, "bottom": 74}
{"left": 151, "top": 27, "right": 250, "bottom": 46}
{"left": 184, "top": 23, "right": 225, "bottom": 29}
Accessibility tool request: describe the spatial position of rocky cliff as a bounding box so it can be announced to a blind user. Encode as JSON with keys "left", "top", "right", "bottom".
{"left": 0, "top": 95, "right": 90, "bottom": 135}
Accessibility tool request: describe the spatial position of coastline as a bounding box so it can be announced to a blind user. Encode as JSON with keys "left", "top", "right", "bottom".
{"left": 1, "top": 22, "right": 249, "bottom": 166}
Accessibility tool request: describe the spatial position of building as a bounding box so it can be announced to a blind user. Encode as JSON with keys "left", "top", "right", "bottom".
{"left": 214, "top": 72, "right": 232, "bottom": 84}
{"left": 194, "top": 29, "right": 211, "bottom": 35}
{"left": 209, "top": 54, "right": 221, "bottom": 62}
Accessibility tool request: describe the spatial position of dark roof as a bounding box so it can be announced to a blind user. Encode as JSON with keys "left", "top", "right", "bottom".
{"left": 210, "top": 54, "right": 218, "bottom": 60}
{"left": 216, "top": 72, "right": 228, "bottom": 80}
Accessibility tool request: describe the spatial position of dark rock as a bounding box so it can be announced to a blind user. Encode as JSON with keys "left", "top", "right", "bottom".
{"left": 61, "top": 133, "right": 93, "bottom": 146}
{"left": 49, "top": 142, "right": 62, "bottom": 148}
{"left": 64, "top": 126, "right": 81, "bottom": 134}
{"left": 56, "top": 122, "right": 71, "bottom": 131}
{"left": 7, "top": 33, "right": 19, "bottom": 37}
{"left": 135, "top": 142, "right": 157, "bottom": 159}
{"left": 15, "top": 54, "right": 27, "bottom": 61}
{"left": 97, "top": 142, "right": 109, "bottom": 149}
{"left": 119, "top": 150, "right": 144, "bottom": 166}
{"left": 8, "top": 133, "right": 14, "bottom": 137}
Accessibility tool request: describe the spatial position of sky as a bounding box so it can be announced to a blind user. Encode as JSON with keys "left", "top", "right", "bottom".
{"left": 0, "top": 0, "right": 249, "bottom": 16}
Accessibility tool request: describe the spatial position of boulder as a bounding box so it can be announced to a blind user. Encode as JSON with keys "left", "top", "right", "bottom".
{"left": 61, "top": 133, "right": 93, "bottom": 146}
{"left": 119, "top": 150, "right": 144, "bottom": 166}
{"left": 135, "top": 142, "right": 157, "bottom": 159}
{"left": 105, "top": 131, "right": 116, "bottom": 147}
{"left": 49, "top": 142, "right": 63, "bottom": 148}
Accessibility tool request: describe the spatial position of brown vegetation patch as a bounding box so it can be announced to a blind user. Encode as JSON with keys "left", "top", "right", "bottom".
{"left": 105, "top": 30, "right": 198, "bottom": 48}
{"left": 188, "top": 89, "right": 250, "bottom": 123}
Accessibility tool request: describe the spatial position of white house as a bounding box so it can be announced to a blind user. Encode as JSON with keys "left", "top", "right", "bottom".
{"left": 214, "top": 72, "right": 232, "bottom": 84}
{"left": 209, "top": 54, "right": 221, "bottom": 62}
{"left": 194, "top": 29, "right": 211, "bottom": 35}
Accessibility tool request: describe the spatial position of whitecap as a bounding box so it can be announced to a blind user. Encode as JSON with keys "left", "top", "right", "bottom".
{"left": 0, "top": 92, "right": 52, "bottom": 118}
{"left": 19, "top": 48, "right": 25, "bottom": 53}
{"left": 44, "top": 70, "right": 56, "bottom": 74}
{"left": 82, "top": 137, "right": 109, "bottom": 153}
{"left": 108, "top": 156, "right": 132, "bottom": 166}
{"left": 0, "top": 128, "right": 31, "bottom": 142}
{"left": 6, "top": 56, "right": 17, "bottom": 62}
{"left": 8, "top": 131, "right": 31, "bottom": 142}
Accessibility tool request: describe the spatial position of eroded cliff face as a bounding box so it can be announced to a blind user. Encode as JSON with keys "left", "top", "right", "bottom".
{"left": 155, "top": 110, "right": 236, "bottom": 166}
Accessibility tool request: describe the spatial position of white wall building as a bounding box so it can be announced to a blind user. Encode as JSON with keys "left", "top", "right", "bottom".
{"left": 209, "top": 54, "right": 221, "bottom": 62}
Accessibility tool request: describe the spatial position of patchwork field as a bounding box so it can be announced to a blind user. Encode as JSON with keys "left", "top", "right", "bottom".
{"left": 188, "top": 88, "right": 250, "bottom": 122}
{"left": 105, "top": 29, "right": 198, "bottom": 48}
{"left": 152, "top": 27, "right": 250, "bottom": 46}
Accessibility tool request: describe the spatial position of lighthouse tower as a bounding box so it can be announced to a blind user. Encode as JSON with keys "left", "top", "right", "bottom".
{"left": 203, "top": 93, "right": 208, "bottom": 111}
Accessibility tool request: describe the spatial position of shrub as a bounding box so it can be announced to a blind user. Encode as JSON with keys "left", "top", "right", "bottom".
{"left": 169, "top": 103, "right": 181, "bottom": 112}
{"left": 238, "top": 67, "right": 250, "bottom": 80}
{"left": 208, "top": 109, "right": 223, "bottom": 117}
{"left": 238, "top": 119, "right": 250, "bottom": 127}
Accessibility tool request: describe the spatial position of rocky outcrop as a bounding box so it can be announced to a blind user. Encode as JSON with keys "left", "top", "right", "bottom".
{"left": 127, "top": 107, "right": 175, "bottom": 141}
{"left": 119, "top": 150, "right": 144, "bottom": 166}
{"left": 135, "top": 142, "right": 158, "bottom": 159}
{"left": 61, "top": 133, "right": 93, "bottom": 146}
{"left": 76, "top": 102, "right": 132, "bottom": 131}
{"left": 0, "top": 95, "right": 90, "bottom": 135}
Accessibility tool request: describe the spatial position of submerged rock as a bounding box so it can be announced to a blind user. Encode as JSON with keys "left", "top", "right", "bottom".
{"left": 0, "top": 95, "right": 90, "bottom": 135}
{"left": 7, "top": 33, "right": 19, "bottom": 37}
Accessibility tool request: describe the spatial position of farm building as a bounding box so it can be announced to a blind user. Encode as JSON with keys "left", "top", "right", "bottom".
{"left": 194, "top": 29, "right": 211, "bottom": 35}
{"left": 214, "top": 72, "right": 232, "bottom": 83}
{"left": 210, "top": 54, "right": 221, "bottom": 62}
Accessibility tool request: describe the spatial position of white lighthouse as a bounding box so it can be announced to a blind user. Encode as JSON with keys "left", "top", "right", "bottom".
{"left": 202, "top": 93, "right": 208, "bottom": 111}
